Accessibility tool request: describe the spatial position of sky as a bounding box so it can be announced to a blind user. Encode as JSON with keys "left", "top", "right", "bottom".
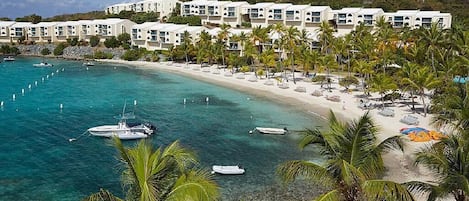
{"left": 0, "top": 0, "right": 129, "bottom": 19}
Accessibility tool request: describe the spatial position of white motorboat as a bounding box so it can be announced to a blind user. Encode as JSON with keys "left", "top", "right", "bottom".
{"left": 33, "top": 62, "right": 53, "bottom": 67}
{"left": 83, "top": 61, "right": 95, "bottom": 66}
{"left": 254, "top": 127, "right": 288, "bottom": 135}
{"left": 3, "top": 56, "right": 15, "bottom": 61}
{"left": 211, "top": 165, "right": 245, "bottom": 175}
{"left": 87, "top": 103, "right": 156, "bottom": 140}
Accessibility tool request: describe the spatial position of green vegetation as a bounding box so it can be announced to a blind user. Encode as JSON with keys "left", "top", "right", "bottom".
{"left": 103, "top": 36, "right": 120, "bottom": 48}
{"left": 121, "top": 48, "right": 148, "bottom": 61}
{"left": 40, "top": 48, "right": 51, "bottom": 55}
{"left": 15, "top": 14, "right": 42, "bottom": 24}
{"left": 0, "top": 45, "right": 19, "bottom": 55}
{"left": 83, "top": 138, "right": 219, "bottom": 201}
{"left": 43, "top": 11, "right": 106, "bottom": 21}
{"left": 89, "top": 36, "right": 100, "bottom": 47}
{"left": 91, "top": 50, "right": 113, "bottom": 59}
{"left": 53, "top": 42, "right": 67, "bottom": 56}
{"left": 66, "top": 38, "right": 79, "bottom": 46}
{"left": 167, "top": 16, "right": 202, "bottom": 26}
{"left": 277, "top": 111, "right": 413, "bottom": 200}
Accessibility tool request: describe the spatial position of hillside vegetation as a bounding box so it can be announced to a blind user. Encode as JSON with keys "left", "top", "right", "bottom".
{"left": 2, "top": 0, "right": 469, "bottom": 27}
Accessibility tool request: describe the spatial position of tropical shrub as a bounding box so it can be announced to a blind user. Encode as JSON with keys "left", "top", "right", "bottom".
{"left": 93, "top": 50, "right": 113, "bottom": 59}
{"left": 40, "top": 48, "right": 51, "bottom": 55}
{"left": 339, "top": 75, "right": 359, "bottom": 90}
{"left": 121, "top": 49, "right": 142, "bottom": 61}
{"left": 103, "top": 36, "right": 120, "bottom": 48}
{"left": 53, "top": 42, "right": 67, "bottom": 56}
{"left": 89, "top": 36, "right": 100, "bottom": 47}
{"left": 66, "top": 37, "right": 79, "bottom": 46}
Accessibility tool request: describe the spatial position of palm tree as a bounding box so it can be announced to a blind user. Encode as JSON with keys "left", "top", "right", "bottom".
{"left": 84, "top": 138, "right": 219, "bottom": 201}
{"left": 406, "top": 133, "right": 469, "bottom": 201}
{"left": 369, "top": 73, "right": 398, "bottom": 108}
{"left": 353, "top": 60, "right": 375, "bottom": 95}
{"left": 283, "top": 26, "right": 300, "bottom": 84}
{"left": 317, "top": 54, "right": 338, "bottom": 91}
{"left": 181, "top": 31, "right": 193, "bottom": 64}
{"left": 216, "top": 24, "right": 230, "bottom": 67}
{"left": 418, "top": 23, "right": 447, "bottom": 73}
{"left": 431, "top": 82, "right": 469, "bottom": 132}
{"left": 401, "top": 65, "right": 441, "bottom": 116}
{"left": 277, "top": 111, "right": 414, "bottom": 201}
{"left": 259, "top": 47, "right": 276, "bottom": 78}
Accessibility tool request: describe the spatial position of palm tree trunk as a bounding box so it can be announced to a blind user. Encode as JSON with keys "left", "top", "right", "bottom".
{"left": 291, "top": 51, "right": 296, "bottom": 84}
{"left": 421, "top": 93, "right": 427, "bottom": 117}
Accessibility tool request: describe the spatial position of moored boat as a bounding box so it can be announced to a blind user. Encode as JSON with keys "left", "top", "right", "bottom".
{"left": 3, "top": 56, "right": 15, "bottom": 61}
{"left": 33, "top": 62, "right": 53, "bottom": 67}
{"left": 253, "top": 127, "right": 288, "bottom": 135}
{"left": 211, "top": 165, "right": 245, "bottom": 175}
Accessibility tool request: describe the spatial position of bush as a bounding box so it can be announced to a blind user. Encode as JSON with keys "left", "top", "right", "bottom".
{"left": 89, "top": 36, "right": 100, "bottom": 47}
{"left": 93, "top": 51, "right": 113, "bottom": 59}
{"left": 67, "top": 38, "right": 79, "bottom": 46}
{"left": 241, "top": 22, "right": 252, "bottom": 28}
{"left": 104, "top": 36, "right": 120, "bottom": 48}
{"left": 41, "top": 48, "right": 51, "bottom": 55}
{"left": 339, "top": 75, "right": 359, "bottom": 90}
{"left": 121, "top": 49, "right": 142, "bottom": 61}
{"left": 311, "top": 75, "right": 326, "bottom": 82}
{"left": 53, "top": 42, "right": 67, "bottom": 56}
{"left": 240, "top": 65, "right": 250, "bottom": 73}
{"left": 167, "top": 16, "right": 201, "bottom": 26}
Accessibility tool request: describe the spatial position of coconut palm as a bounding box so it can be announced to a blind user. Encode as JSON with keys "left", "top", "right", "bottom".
{"left": 418, "top": 23, "right": 447, "bottom": 73}
{"left": 181, "top": 31, "right": 193, "bottom": 64}
{"left": 84, "top": 138, "right": 219, "bottom": 201}
{"left": 369, "top": 73, "right": 398, "bottom": 108}
{"left": 353, "top": 59, "right": 375, "bottom": 95}
{"left": 277, "top": 111, "right": 414, "bottom": 201}
{"left": 406, "top": 133, "right": 469, "bottom": 201}
{"left": 216, "top": 24, "right": 230, "bottom": 66}
{"left": 259, "top": 47, "right": 276, "bottom": 78}
{"left": 431, "top": 82, "right": 469, "bottom": 132}
{"left": 401, "top": 65, "right": 441, "bottom": 116}
{"left": 283, "top": 26, "right": 300, "bottom": 83}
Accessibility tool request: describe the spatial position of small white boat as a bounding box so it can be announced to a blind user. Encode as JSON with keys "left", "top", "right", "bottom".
{"left": 254, "top": 127, "right": 288, "bottom": 135}
{"left": 212, "top": 165, "right": 245, "bottom": 175}
{"left": 3, "top": 56, "right": 15, "bottom": 61}
{"left": 83, "top": 61, "right": 95, "bottom": 66}
{"left": 87, "top": 103, "right": 156, "bottom": 140}
{"left": 33, "top": 62, "right": 53, "bottom": 67}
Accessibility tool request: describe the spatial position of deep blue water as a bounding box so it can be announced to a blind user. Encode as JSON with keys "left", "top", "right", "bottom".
{"left": 0, "top": 57, "right": 325, "bottom": 200}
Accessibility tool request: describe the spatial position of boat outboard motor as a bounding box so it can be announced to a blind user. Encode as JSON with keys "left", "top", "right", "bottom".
{"left": 283, "top": 127, "right": 288, "bottom": 132}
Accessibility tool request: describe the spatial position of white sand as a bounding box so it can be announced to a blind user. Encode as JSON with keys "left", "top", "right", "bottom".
{"left": 99, "top": 59, "right": 437, "bottom": 200}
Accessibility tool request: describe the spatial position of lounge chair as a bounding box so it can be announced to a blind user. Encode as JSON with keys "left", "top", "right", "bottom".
{"left": 202, "top": 67, "right": 210, "bottom": 72}
{"left": 212, "top": 69, "right": 220, "bottom": 74}
{"left": 248, "top": 75, "right": 258, "bottom": 82}
{"left": 378, "top": 108, "right": 395, "bottom": 117}
{"left": 311, "top": 90, "right": 323, "bottom": 97}
{"left": 294, "top": 86, "right": 306, "bottom": 93}
{"left": 264, "top": 79, "right": 274, "bottom": 86}
{"left": 400, "top": 115, "right": 419, "bottom": 125}
{"left": 326, "top": 95, "right": 341, "bottom": 102}
{"left": 278, "top": 82, "right": 289, "bottom": 89}
{"left": 224, "top": 72, "right": 233, "bottom": 77}
{"left": 236, "top": 73, "right": 245, "bottom": 79}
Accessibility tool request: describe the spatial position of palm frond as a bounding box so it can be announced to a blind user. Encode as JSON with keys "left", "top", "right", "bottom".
{"left": 376, "top": 135, "right": 404, "bottom": 153}
{"left": 82, "top": 188, "right": 123, "bottom": 201}
{"left": 162, "top": 140, "right": 198, "bottom": 171}
{"left": 313, "top": 189, "right": 340, "bottom": 201}
{"left": 276, "top": 160, "right": 335, "bottom": 187}
{"left": 363, "top": 180, "right": 415, "bottom": 201}
{"left": 166, "top": 169, "right": 219, "bottom": 201}
{"left": 339, "top": 160, "right": 365, "bottom": 187}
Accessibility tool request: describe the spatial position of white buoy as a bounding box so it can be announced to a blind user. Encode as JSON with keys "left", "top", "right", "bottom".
{"left": 86, "top": 67, "right": 89, "bottom": 71}
{"left": 60, "top": 104, "right": 63, "bottom": 109}
{"left": 183, "top": 98, "right": 186, "bottom": 105}
{"left": 62, "top": 68, "right": 64, "bottom": 71}
{"left": 12, "top": 94, "right": 16, "bottom": 101}
{"left": 42, "top": 77, "right": 44, "bottom": 82}
{"left": 35, "top": 81, "right": 38, "bottom": 86}
{"left": 46, "top": 75, "right": 49, "bottom": 79}
{"left": 51, "top": 72, "right": 54, "bottom": 76}
{"left": 56, "top": 69, "right": 59, "bottom": 73}
{"left": 206, "top": 97, "right": 209, "bottom": 103}
{"left": 134, "top": 100, "right": 137, "bottom": 106}
{"left": 21, "top": 89, "right": 24, "bottom": 95}
{"left": 1, "top": 101, "right": 3, "bottom": 107}
{"left": 68, "top": 138, "right": 76, "bottom": 142}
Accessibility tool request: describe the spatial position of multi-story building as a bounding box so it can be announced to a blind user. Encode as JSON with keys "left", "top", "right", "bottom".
{"left": 222, "top": 2, "right": 249, "bottom": 28}
{"left": 131, "top": 22, "right": 161, "bottom": 47}
{"left": 80, "top": 19, "right": 136, "bottom": 42}
{"left": 245, "top": 3, "right": 275, "bottom": 28}
{"left": 107, "top": 0, "right": 181, "bottom": 19}
{"left": 54, "top": 21, "right": 81, "bottom": 42}
{"left": 28, "top": 22, "right": 58, "bottom": 43}
{"left": 9, "top": 22, "right": 31, "bottom": 42}
{"left": 303, "top": 6, "right": 332, "bottom": 34}
{"left": 0, "top": 21, "right": 16, "bottom": 43}
{"left": 284, "top": 5, "right": 310, "bottom": 28}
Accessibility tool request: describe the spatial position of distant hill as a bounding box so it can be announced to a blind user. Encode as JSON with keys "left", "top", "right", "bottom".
{"left": 43, "top": 11, "right": 107, "bottom": 22}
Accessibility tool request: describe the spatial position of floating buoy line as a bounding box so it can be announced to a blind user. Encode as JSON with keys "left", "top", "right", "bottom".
{"left": 0, "top": 68, "right": 65, "bottom": 110}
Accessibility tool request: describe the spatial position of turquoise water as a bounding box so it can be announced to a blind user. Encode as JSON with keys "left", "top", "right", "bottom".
{"left": 0, "top": 57, "right": 324, "bottom": 200}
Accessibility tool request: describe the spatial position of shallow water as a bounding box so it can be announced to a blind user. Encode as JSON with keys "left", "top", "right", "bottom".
{"left": 0, "top": 57, "right": 325, "bottom": 200}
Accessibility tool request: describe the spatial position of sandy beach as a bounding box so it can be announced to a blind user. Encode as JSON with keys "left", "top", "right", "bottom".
{"left": 99, "top": 59, "right": 436, "bottom": 200}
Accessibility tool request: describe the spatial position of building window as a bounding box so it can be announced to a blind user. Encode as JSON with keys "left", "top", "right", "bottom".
{"left": 312, "top": 12, "right": 321, "bottom": 22}
{"left": 199, "top": 5, "right": 205, "bottom": 15}
{"left": 338, "top": 13, "right": 346, "bottom": 18}
{"left": 363, "top": 15, "right": 373, "bottom": 25}
{"left": 250, "top": 8, "right": 259, "bottom": 18}
{"left": 227, "top": 7, "right": 235, "bottom": 17}
{"left": 286, "top": 10, "right": 295, "bottom": 21}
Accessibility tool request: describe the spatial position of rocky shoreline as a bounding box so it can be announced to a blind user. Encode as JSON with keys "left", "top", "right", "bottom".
{"left": 14, "top": 44, "right": 124, "bottom": 60}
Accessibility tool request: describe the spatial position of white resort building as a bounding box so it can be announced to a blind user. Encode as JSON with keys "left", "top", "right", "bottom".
{"left": 105, "top": 0, "right": 181, "bottom": 19}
